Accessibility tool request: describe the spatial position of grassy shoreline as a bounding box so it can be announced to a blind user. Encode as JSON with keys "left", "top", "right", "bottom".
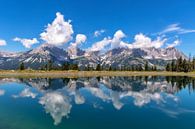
{"left": 0, "top": 70, "right": 195, "bottom": 78}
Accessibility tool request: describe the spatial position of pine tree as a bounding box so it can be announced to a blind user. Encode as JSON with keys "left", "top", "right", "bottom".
{"left": 132, "top": 65, "right": 135, "bottom": 71}
{"left": 153, "top": 65, "right": 157, "bottom": 71}
{"left": 72, "top": 64, "right": 79, "bottom": 70}
{"left": 167, "top": 56, "right": 195, "bottom": 72}
{"left": 96, "top": 64, "right": 101, "bottom": 71}
{"left": 68, "top": 63, "right": 78, "bottom": 70}
{"left": 151, "top": 66, "right": 154, "bottom": 71}
{"left": 183, "top": 59, "right": 189, "bottom": 73}
{"left": 166, "top": 63, "right": 171, "bottom": 71}
{"left": 19, "top": 62, "right": 25, "bottom": 70}
{"left": 177, "top": 57, "right": 183, "bottom": 72}
{"left": 86, "top": 64, "right": 90, "bottom": 71}
{"left": 63, "top": 62, "right": 70, "bottom": 70}
{"left": 171, "top": 60, "right": 176, "bottom": 71}
{"left": 109, "top": 66, "right": 112, "bottom": 71}
{"left": 44, "top": 64, "right": 48, "bottom": 70}
{"left": 145, "top": 61, "right": 149, "bottom": 71}
{"left": 193, "top": 56, "right": 195, "bottom": 71}
{"left": 135, "top": 65, "right": 139, "bottom": 71}
{"left": 47, "top": 60, "right": 53, "bottom": 71}
{"left": 138, "top": 65, "right": 143, "bottom": 71}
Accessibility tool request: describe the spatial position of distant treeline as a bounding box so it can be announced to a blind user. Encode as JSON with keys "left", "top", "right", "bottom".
{"left": 19, "top": 61, "right": 156, "bottom": 71}
{"left": 166, "top": 57, "right": 195, "bottom": 72}
{"left": 19, "top": 56, "right": 195, "bottom": 73}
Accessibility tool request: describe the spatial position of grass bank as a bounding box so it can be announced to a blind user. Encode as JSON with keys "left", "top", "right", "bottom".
{"left": 0, "top": 70, "right": 195, "bottom": 78}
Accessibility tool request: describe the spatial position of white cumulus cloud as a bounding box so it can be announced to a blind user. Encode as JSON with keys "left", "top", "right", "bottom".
{"left": 88, "top": 37, "right": 111, "bottom": 52}
{"left": 94, "top": 29, "right": 105, "bottom": 37}
{"left": 88, "top": 31, "right": 167, "bottom": 52}
{"left": 111, "top": 30, "right": 126, "bottom": 49}
{"left": 88, "top": 30, "right": 126, "bottom": 52}
{"left": 13, "top": 37, "right": 39, "bottom": 48}
{"left": 132, "top": 33, "right": 167, "bottom": 49}
{"left": 75, "top": 34, "right": 87, "bottom": 45}
{"left": 0, "top": 39, "right": 7, "bottom": 46}
{"left": 40, "top": 12, "right": 74, "bottom": 46}
{"left": 68, "top": 34, "right": 87, "bottom": 59}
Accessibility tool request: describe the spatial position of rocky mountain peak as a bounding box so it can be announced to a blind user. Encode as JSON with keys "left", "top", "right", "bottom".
{"left": 0, "top": 44, "right": 187, "bottom": 70}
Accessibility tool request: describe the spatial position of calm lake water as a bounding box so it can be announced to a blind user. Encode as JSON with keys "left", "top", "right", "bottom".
{"left": 0, "top": 76, "right": 195, "bottom": 129}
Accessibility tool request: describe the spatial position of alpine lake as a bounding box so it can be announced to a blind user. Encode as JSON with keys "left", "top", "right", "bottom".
{"left": 0, "top": 76, "right": 195, "bottom": 129}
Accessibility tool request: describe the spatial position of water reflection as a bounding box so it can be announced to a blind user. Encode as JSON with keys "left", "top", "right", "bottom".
{"left": 13, "top": 88, "right": 37, "bottom": 99}
{"left": 39, "top": 92, "right": 72, "bottom": 125}
{"left": 0, "top": 76, "right": 195, "bottom": 125}
{"left": 0, "top": 89, "right": 5, "bottom": 96}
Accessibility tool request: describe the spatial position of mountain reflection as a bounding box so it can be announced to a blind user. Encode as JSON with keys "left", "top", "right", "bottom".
{"left": 0, "top": 76, "right": 195, "bottom": 125}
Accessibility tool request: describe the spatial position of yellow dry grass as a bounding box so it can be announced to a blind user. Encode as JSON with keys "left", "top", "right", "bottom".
{"left": 0, "top": 70, "right": 194, "bottom": 78}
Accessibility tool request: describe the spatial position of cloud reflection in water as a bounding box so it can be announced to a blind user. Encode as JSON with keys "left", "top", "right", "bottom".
{"left": 12, "top": 88, "right": 37, "bottom": 99}
{"left": 0, "top": 89, "right": 5, "bottom": 96}
{"left": 39, "top": 92, "right": 72, "bottom": 125}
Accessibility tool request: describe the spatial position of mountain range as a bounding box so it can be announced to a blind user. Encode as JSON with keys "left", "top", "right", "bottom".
{"left": 0, "top": 43, "right": 187, "bottom": 70}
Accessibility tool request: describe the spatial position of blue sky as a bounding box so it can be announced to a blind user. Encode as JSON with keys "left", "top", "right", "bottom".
{"left": 0, "top": 0, "right": 195, "bottom": 55}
